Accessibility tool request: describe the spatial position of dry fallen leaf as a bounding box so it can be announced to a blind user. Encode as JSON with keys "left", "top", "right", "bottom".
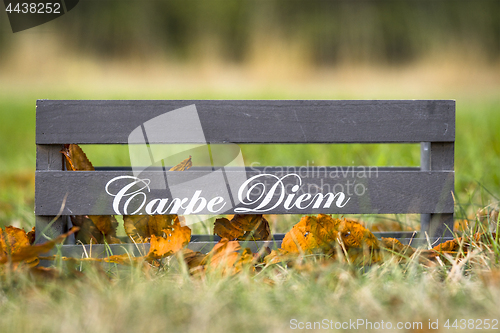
{"left": 60, "top": 144, "right": 94, "bottom": 171}
{"left": 0, "top": 227, "right": 78, "bottom": 266}
{"left": 169, "top": 156, "right": 192, "bottom": 171}
{"left": 281, "top": 214, "right": 343, "bottom": 253}
{"left": 124, "top": 215, "right": 184, "bottom": 243}
{"left": 197, "top": 238, "right": 257, "bottom": 275}
{"left": 281, "top": 214, "right": 381, "bottom": 264}
{"left": 180, "top": 248, "right": 207, "bottom": 270}
{"left": 281, "top": 216, "right": 323, "bottom": 253}
{"left": 88, "top": 215, "right": 121, "bottom": 244}
{"left": 214, "top": 214, "right": 271, "bottom": 241}
{"left": 146, "top": 217, "right": 191, "bottom": 258}
{"left": 0, "top": 226, "right": 31, "bottom": 256}
{"left": 27, "top": 227, "right": 36, "bottom": 245}
{"left": 380, "top": 237, "right": 415, "bottom": 258}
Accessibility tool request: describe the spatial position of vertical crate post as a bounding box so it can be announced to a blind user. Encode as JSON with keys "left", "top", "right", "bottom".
{"left": 428, "top": 142, "right": 455, "bottom": 239}
{"left": 34, "top": 144, "right": 67, "bottom": 243}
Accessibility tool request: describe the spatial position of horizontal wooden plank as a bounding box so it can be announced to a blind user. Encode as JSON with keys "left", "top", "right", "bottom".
{"left": 35, "top": 168, "right": 454, "bottom": 215}
{"left": 38, "top": 232, "right": 455, "bottom": 262}
{"left": 36, "top": 100, "right": 455, "bottom": 144}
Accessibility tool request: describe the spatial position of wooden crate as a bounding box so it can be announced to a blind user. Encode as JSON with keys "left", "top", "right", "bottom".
{"left": 35, "top": 100, "right": 455, "bottom": 255}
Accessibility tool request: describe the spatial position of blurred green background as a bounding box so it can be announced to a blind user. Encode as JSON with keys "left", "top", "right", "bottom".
{"left": 0, "top": 0, "right": 498, "bottom": 232}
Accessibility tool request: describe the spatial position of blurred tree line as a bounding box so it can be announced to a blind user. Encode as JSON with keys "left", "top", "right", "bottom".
{"left": 2, "top": 0, "right": 499, "bottom": 65}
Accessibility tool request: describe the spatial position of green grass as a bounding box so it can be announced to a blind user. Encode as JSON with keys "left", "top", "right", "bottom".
{"left": 1, "top": 244, "right": 500, "bottom": 333}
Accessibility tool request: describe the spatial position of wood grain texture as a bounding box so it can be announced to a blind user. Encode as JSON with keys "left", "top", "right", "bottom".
{"left": 36, "top": 144, "right": 64, "bottom": 171}
{"left": 36, "top": 100, "right": 455, "bottom": 144}
{"left": 35, "top": 168, "right": 455, "bottom": 215}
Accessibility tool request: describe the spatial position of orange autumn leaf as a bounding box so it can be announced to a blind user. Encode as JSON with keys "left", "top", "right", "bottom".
{"left": 201, "top": 238, "right": 242, "bottom": 273}
{"left": 27, "top": 227, "right": 36, "bottom": 245}
{"left": 146, "top": 217, "right": 192, "bottom": 258}
{"left": 70, "top": 215, "right": 105, "bottom": 244}
{"left": 432, "top": 238, "right": 461, "bottom": 253}
{"left": 281, "top": 216, "right": 323, "bottom": 253}
{"left": 337, "top": 218, "right": 380, "bottom": 251}
{"left": 124, "top": 215, "right": 180, "bottom": 243}
{"left": 281, "top": 215, "right": 380, "bottom": 258}
{"left": 169, "top": 156, "right": 192, "bottom": 171}
{"left": 214, "top": 214, "right": 271, "bottom": 241}
{"left": 0, "top": 226, "right": 31, "bottom": 256}
{"left": 282, "top": 214, "right": 343, "bottom": 253}
{"left": 181, "top": 248, "right": 207, "bottom": 270}
{"left": 88, "top": 215, "right": 121, "bottom": 244}
{"left": 0, "top": 227, "right": 78, "bottom": 265}
{"left": 60, "top": 144, "right": 94, "bottom": 171}
{"left": 263, "top": 248, "right": 294, "bottom": 265}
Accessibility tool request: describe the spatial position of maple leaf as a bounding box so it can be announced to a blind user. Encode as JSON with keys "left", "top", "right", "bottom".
{"left": 214, "top": 214, "right": 271, "bottom": 241}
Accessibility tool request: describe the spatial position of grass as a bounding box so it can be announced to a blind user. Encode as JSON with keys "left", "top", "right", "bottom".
{"left": 0, "top": 64, "right": 499, "bottom": 332}
{"left": 1, "top": 235, "right": 500, "bottom": 333}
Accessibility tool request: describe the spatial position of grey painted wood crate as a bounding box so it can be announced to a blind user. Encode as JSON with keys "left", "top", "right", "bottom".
{"left": 35, "top": 100, "right": 455, "bottom": 254}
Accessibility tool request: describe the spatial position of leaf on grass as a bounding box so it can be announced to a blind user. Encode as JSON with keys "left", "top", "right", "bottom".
{"left": 214, "top": 214, "right": 271, "bottom": 241}
{"left": 337, "top": 218, "right": 379, "bottom": 250}
{"left": 146, "top": 216, "right": 192, "bottom": 258}
{"left": 181, "top": 249, "right": 207, "bottom": 270}
{"left": 263, "top": 249, "right": 293, "bottom": 265}
{"left": 380, "top": 237, "right": 415, "bottom": 258}
{"left": 281, "top": 214, "right": 342, "bottom": 253}
{"left": 281, "top": 215, "right": 380, "bottom": 261}
{"left": 432, "top": 238, "right": 461, "bottom": 253}
{"left": 0, "top": 227, "right": 78, "bottom": 265}
{"left": 70, "top": 214, "right": 120, "bottom": 245}
{"left": 60, "top": 144, "right": 94, "bottom": 171}
{"left": 281, "top": 216, "right": 323, "bottom": 253}
{"left": 0, "top": 226, "right": 31, "bottom": 256}
{"left": 201, "top": 238, "right": 242, "bottom": 274}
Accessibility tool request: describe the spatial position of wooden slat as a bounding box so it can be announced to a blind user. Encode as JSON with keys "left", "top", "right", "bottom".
{"left": 34, "top": 144, "right": 67, "bottom": 243}
{"left": 35, "top": 168, "right": 454, "bottom": 215}
{"left": 36, "top": 100, "right": 455, "bottom": 144}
